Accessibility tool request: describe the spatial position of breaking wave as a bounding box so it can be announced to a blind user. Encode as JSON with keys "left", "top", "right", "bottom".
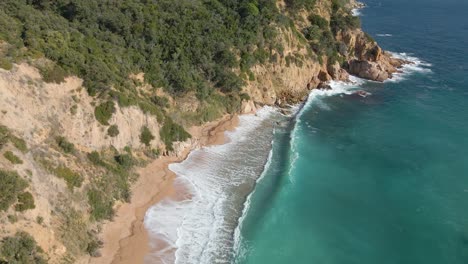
{"left": 144, "top": 107, "right": 279, "bottom": 264}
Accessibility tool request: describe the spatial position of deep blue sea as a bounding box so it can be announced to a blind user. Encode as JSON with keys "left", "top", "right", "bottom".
{"left": 233, "top": 0, "right": 468, "bottom": 263}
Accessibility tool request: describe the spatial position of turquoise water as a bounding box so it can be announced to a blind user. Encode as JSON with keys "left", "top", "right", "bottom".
{"left": 234, "top": 0, "right": 468, "bottom": 263}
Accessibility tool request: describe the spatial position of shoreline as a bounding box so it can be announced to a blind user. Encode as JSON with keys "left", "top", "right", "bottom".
{"left": 89, "top": 114, "right": 241, "bottom": 264}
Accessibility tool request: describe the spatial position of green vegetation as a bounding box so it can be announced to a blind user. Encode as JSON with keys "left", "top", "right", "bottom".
{"left": 53, "top": 165, "right": 83, "bottom": 190}
{"left": 0, "top": 231, "right": 47, "bottom": 264}
{"left": 0, "top": 170, "right": 28, "bottom": 211}
{"left": 55, "top": 136, "right": 75, "bottom": 154}
{"left": 0, "top": 126, "right": 28, "bottom": 153}
{"left": 285, "top": 0, "right": 317, "bottom": 11}
{"left": 3, "top": 151, "right": 23, "bottom": 164}
{"left": 150, "top": 95, "right": 170, "bottom": 109}
{"left": 38, "top": 63, "right": 68, "bottom": 84}
{"left": 70, "top": 104, "right": 78, "bottom": 115}
{"left": 0, "top": 0, "right": 285, "bottom": 99}
{"left": 7, "top": 214, "right": 18, "bottom": 224}
{"left": 58, "top": 209, "right": 101, "bottom": 257}
{"left": 87, "top": 188, "right": 114, "bottom": 221}
{"left": 87, "top": 151, "right": 103, "bottom": 166}
{"left": 330, "top": 12, "right": 361, "bottom": 34}
{"left": 86, "top": 150, "right": 136, "bottom": 221}
{"left": 9, "top": 135, "right": 28, "bottom": 153}
{"left": 160, "top": 118, "right": 192, "bottom": 151}
{"left": 114, "top": 154, "right": 134, "bottom": 169}
{"left": 0, "top": 126, "right": 8, "bottom": 149}
{"left": 94, "top": 101, "right": 115, "bottom": 126}
{"left": 0, "top": 57, "right": 13, "bottom": 70}
{"left": 107, "top": 125, "right": 119, "bottom": 137}
{"left": 15, "top": 191, "right": 35, "bottom": 212}
{"left": 139, "top": 126, "right": 155, "bottom": 147}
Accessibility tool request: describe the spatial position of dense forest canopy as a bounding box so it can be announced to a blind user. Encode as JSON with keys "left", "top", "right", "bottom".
{"left": 0, "top": 0, "right": 290, "bottom": 97}
{"left": 0, "top": 0, "right": 357, "bottom": 97}
{"left": 0, "top": 0, "right": 358, "bottom": 131}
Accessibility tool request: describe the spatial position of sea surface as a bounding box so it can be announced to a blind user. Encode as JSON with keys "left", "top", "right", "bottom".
{"left": 145, "top": 0, "right": 468, "bottom": 263}
{"left": 235, "top": 0, "right": 468, "bottom": 263}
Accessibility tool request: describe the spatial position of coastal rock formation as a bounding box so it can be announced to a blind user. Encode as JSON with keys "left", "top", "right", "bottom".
{"left": 336, "top": 29, "right": 406, "bottom": 81}
{"left": 347, "top": 59, "right": 389, "bottom": 81}
{"left": 327, "top": 61, "right": 350, "bottom": 81}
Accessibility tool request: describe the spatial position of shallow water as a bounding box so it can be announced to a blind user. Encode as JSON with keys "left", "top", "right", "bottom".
{"left": 235, "top": 0, "right": 468, "bottom": 263}
{"left": 144, "top": 107, "right": 284, "bottom": 263}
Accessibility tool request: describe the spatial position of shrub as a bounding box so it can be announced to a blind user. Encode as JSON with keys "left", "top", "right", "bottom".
{"left": 150, "top": 95, "right": 169, "bottom": 108}
{"left": 86, "top": 234, "right": 101, "bottom": 257}
{"left": 9, "top": 135, "right": 27, "bottom": 153}
{"left": 160, "top": 118, "right": 191, "bottom": 151}
{"left": 36, "top": 216, "right": 44, "bottom": 224}
{"left": 7, "top": 214, "right": 17, "bottom": 223}
{"left": 308, "top": 14, "right": 329, "bottom": 29}
{"left": 58, "top": 209, "right": 101, "bottom": 256}
{"left": 0, "top": 127, "right": 28, "bottom": 153}
{"left": 70, "top": 104, "right": 78, "bottom": 115}
{"left": 139, "top": 126, "right": 154, "bottom": 147}
{"left": 0, "top": 58, "right": 13, "bottom": 70}
{"left": 87, "top": 151, "right": 104, "bottom": 166}
{"left": 330, "top": 13, "right": 361, "bottom": 34}
{"left": 138, "top": 101, "right": 164, "bottom": 121}
{"left": 54, "top": 166, "right": 83, "bottom": 190}
{"left": 146, "top": 148, "right": 160, "bottom": 158}
{"left": 0, "top": 231, "right": 46, "bottom": 264}
{"left": 3, "top": 151, "right": 22, "bottom": 164}
{"left": 114, "top": 154, "right": 134, "bottom": 169}
{"left": 239, "top": 93, "right": 251, "bottom": 101}
{"left": 88, "top": 188, "right": 114, "bottom": 221}
{"left": 94, "top": 101, "right": 115, "bottom": 125}
{"left": 15, "top": 192, "right": 35, "bottom": 212}
{"left": 107, "top": 125, "right": 119, "bottom": 137}
{"left": 0, "top": 126, "right": 8, "bottom": 149}
{"left": 0, "top": 170, "right": 28, "bottom": 211}
{"left": 39, "top": 64, "right": 68, "bottom": 84}
{"left": 117, "top": 93, "right": 138, "bottom": 108}
{"left": 56, "top": 136, "right": 75, "bottom": 154}
{"left": 365, "top": 32, "right": 376, "bottom": 43}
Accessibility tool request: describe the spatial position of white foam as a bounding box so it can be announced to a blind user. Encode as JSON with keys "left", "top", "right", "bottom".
{"left": 387, "top": 52, "right": 432, "bottom": 82}
{"left": 232, "top": 139, "right": 275, "bottom": 261}
{"left": 233, "top": 79, "right": 365, "bottom": 262}
{"left": 376, "top": 33, "right": 393, "bottom": 37}
{"left": 144, "top": 107, "right": 278, "bottom": 264}
{"left": 351, "top": 8, "right": 362, "bottom": 16}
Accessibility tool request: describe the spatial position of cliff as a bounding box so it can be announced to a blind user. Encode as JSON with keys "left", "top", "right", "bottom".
{"left": 0, "top": 1, "right": 405, "bottom": 263}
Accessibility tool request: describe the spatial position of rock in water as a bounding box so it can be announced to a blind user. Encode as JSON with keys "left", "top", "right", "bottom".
{"left": 347, "top": 59, "right": 390, "bottom": 82}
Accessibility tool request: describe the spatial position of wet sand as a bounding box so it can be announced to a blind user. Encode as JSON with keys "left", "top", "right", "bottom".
{"left": 89, "top": 114, "right": 240, "bottom": 264}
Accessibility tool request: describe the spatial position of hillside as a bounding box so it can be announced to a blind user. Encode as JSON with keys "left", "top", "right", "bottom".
{"left": 0, "top": 0, "right": 404, "bottom": 263}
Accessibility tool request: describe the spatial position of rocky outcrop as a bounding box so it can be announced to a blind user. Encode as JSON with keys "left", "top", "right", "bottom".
{"left": 347, "top": 60, "right": 389, "bottom": 81}
{"left": 336, "top": 29, "right": 406, "bottom": 82}
{"left": 327, "top": 61, "right": 350, "bottom": 81}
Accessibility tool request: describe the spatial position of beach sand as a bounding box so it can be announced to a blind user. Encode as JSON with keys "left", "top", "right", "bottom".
{"left": 89, "top": 114, "right": 240, "bottom": 264}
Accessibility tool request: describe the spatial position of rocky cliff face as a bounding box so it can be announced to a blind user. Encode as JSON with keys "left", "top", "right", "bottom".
{"left": 337, "top": 29, "right": 406, "bottom": 81}
{"left": 0, "top": 64, "right": 162, "bottom": 152}
{"left": 243, "top": 0, "right": 405, "bottom": 110}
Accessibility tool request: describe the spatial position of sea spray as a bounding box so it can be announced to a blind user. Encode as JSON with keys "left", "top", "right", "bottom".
{"left": 144, "top": 107, "right": 282, "bottom": 264}
{"left": 386, "top": 52, "right": 433, "bottom": 82}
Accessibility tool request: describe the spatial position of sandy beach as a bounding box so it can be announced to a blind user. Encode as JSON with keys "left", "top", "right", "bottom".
{"left": 89, "top": 114, "right": 240, "bottom": 264}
